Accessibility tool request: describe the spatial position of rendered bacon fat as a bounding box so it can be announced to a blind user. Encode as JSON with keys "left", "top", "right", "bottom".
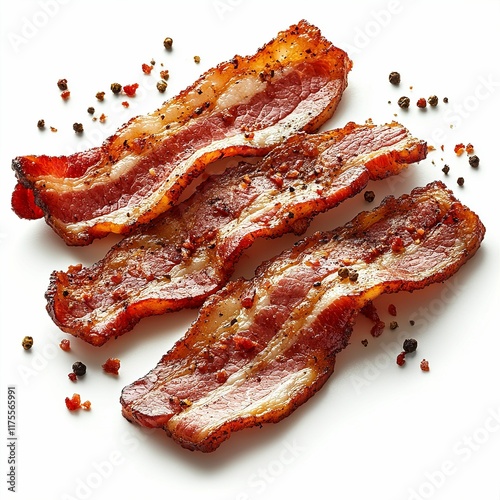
{"left": 11, "top": 20, "right": 352, "bottom": 245}
{"left": 121, "top": 181, "right": 485, "bottom": 452}
{"left": 46, "top": 122, "right": 427, "bottom": 346}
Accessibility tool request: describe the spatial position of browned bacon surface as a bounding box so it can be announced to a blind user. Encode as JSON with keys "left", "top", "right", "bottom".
{"left": 46, "top": 122, "right": 427, "bottom": 346}
{"left": 120, "top": 181, "right": 485, "bottom": 452}
{"left": 11, "top": 20, "right": 352, "bottom": 246}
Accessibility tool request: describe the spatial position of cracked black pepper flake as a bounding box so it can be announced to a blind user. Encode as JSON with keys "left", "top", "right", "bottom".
{"left": 428, "top": 95, "right": 438, "bottom": 107}
{"left": 110, "top": 83, "right": 122, "bottom": 94}
{"left": 468, "top": 155, "right": 480, "bottom": 168}
{"left": 388, "top": 71, "right": 400, "bottom": 85}
{"left": 403, "top": 338, "right": 418, "bottom": 353}
{"left": 397, "top": 96, "right": 410, "bottom": 108}
{"left": 364, "top": 190, "right": 375, "bottom": 202}
{"left": 37, "top": 119, "right": 45, "bottom": 129}
{"left": 73, "top": 122, "right": 84, "bottom": 134}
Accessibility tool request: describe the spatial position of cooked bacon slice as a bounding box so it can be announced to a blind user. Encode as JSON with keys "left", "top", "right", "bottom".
{"left": 11, "top": 20, "right": 352, "bottom": 246}
{"left": 46, "top": 122, "right": 427, "bottom": 346}
{"left": 120, "top": 181, "right": 485, "bottom": 452}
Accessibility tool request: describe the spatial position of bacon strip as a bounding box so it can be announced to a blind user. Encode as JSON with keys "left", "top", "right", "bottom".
{"left": 11, "top": 20, "right": 352, "bottom": 246}
{"left": 46, "top": 122, "right": 427, "bottom": 346}
{"left": 120, "top": 181, "right": 485, "bottom": 452}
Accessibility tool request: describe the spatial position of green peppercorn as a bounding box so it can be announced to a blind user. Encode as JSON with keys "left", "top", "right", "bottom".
{"left": 72, "top": 361, "right": 87, "bottom": 376}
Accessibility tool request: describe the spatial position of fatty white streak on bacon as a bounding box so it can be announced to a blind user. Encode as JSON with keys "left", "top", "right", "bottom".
{"left": 46, "top": 122, "right": 427, "bottom": 346}
{"left": 120, "top": 181, "right": 485, "bottom": 452}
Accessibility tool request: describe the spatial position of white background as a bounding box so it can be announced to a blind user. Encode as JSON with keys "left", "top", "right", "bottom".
{"left": 1, "top": 1, "right": 500, "bottom": 499}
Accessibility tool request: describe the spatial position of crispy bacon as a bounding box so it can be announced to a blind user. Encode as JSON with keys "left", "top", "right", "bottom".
{"left": 11, "top": 20, "right": 352, "bottom": 245}
{"left": 120, "top": 181, "right": 485, "bottom": 452}
{"left": 46, "top": 122, "right": 427, "bottom": 346}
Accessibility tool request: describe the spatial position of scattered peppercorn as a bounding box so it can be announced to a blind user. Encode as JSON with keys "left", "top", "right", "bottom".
{"left": 160, "top": 69, "right": 170, "bottom": 80}
{"left": 388, "top": 303, "right": 397, "bottom": 316}
{"left": 457, "top": 176, "right": 465, "bottom": 186}
{"left": 442, "top": 164, "right": 450, "bottom": 175}
{"left": 416, "top": 97, "right": 427, "bottom": 108}
{"left": 348, "top": 269, "right": 359, "bottom": 282}
{"left": 57, "top": 78, "right": 68, "bottom": 90}
{"left": 396, "top": 351, "right": 406, "bottom": 366}
{"left": 465, "top": 143, "right": 474, "bottom": 154}
{"left": 443, "top": 97, "right": 449, "bottom": 103}
{"left": 468, "top": 155, "right": 480, "bottom": 168}
{"left": 37, "top": 119, "right": 45, "bottom": 129}
{"left": 420, "top": 359, "right": 430, "bottom": 371}
{"left": 163, "top": 37, "right": 173, "bottom": 50}
{"left": 72, "top": 361, "right": 87, "bottom": 377}
{"left": 122, "top": 101, "right": 129, "bottom": 108}
{"left": 72, "top": 122, "right": 84, "bottom": 134}
{"left": 102, "top": 357, "right": 121, "bottom": 375}
{"left": 427, "top": 95, "right": 438, "bottom": 107}
{"left": 364, "top": 190, "right": 375, "bottom": 202}
{"left": 59, "top": 339, "right": 71, "bottom": 351}
{"left": 397, "top": 96, "right": 410, "bottom": 108}
{"left": 403, "top": 338, "right": 418, "bottom": 353}
{"left": 61, "top": 90, "right": 70, "bottom": 100}
{"left": 361, "top": 339, "right": 369, "bottom": 347}
{"left": 157, "top": 81, "right": 167, "bottom": 93}
{"left": 87, "top": 106, "right": 95, "bottom": 115}
{"left": 338, "top": 267, "right": 349, "bottom": 279}
{"left": 389, "top": 321, "right": 399, "bottom": 330}
{"left": 68, "top": 372, "right": 77, "bottom": 382}
{"left": 95, "top": 91, "right": 105, "bottom": 101}
{"left": 99, "top": 113, "right": 107, "bottom": 123}
{"left": 110, "top": 82, "right": 122, "bottom": 94}
{"left": 409, "top": 320, "right": 415, "bottom": 326}
{"left": 22, "top": 336, "right": 34, "bottom": 350}
{"left": 194, "top": 55, "right": 201, "bottom": 64}
{"left": 388, "top": 71, "right": 400, "bottom": 85}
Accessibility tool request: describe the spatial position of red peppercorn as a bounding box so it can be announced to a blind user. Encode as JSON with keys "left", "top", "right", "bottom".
{"left": 68, "top": 372, "right": 77, "bottom": 382}
{"left": 123, "top": 83, "right": 139, "bottom": 97}
{"left": 142, "top": 63, "right": 153, "bottom": 74}
{"left": 396, "top": 351, "right": 406, "bottom": 366}
{"left": 65, "top": 393, "right": 81, "bottom": 411}
{"left": 388, "top": 304, "right": 397, "bottom": 316}
{"left": 102, "top": 357, "right": 121, "bottom": 375}
{"left": 416, "top": 97, "right": 427, "bottom": 108}
{"left": 61, "top": 90, "right": 70, "bottom": 100}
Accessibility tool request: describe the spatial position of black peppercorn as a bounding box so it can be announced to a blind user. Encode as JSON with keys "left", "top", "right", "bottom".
{"left": 468, "top": 155, "right": 480, "bottom": 168}
{"left": 110, "top": 82, "right": 122, "bottom": 94}
{"left": 397, "top": 96, "right": 410, "bottom": 108}
{"left": 389, "top": 71, "right": 400, "bottom": 85}
{"left": 364, "top": 190, "right": 375, "bottom": 202}
{"left": 403, "top": 338, "right": 418, "bottom": 353}
{"left": 72, "top": 361, "right": 87, "bottom": 376}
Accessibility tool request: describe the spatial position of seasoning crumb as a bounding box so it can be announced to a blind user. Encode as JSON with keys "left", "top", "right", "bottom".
{"left": 157, "top": 81, "right": 167, "bottom": 93}
{"left": 403, "top": 338, "right": 418, "bottom": 353}
{"left": 102, "top": 357, "right": 121, "bottom": 375}
{"left": 468, "top": 155, "right": 480, "bottom": 168}
{"left": 122, "top": 101, "right": 129, "bottom": 108}
{"left": 457, "top": 176, "right": 465, "bottom": 187}
{"left": 454, "top": 143, "right": 465, "bottom": 156}
{"left": 37, "top": 119, "right": 45, "bottom": 129}
{"left": 465, "top": 143, "right": 474, "bottom": 154}
{"left": 22, "top": 336, "right": 33, "bottom": 350}
{"left": 389, "top": 321, "right": 399, "bottom": 330}
{"left": 442, "top": 164, "right": 450, "bottom": 175}
{"left": 87, "top": 106, "right": 95, "bottom": 115}
{"left": 409, "top": 320, "right": 415, "bottom": 326}
{"left": 388, "top": 71, "right": 400, "bottom": 85}
{"left": 72, "top": 122, "right": 84, "bottom": 134}
{"left": 142, "top": 63, "right": 153, "bottom": 75}
{"left": 50, "top": 126, "right": 58, "bottom": 132}
{"left": 194, "top": 55, "right": 201, "bottom": 64}
{"left": 72, "top": 361, "right": 87, "bottom": 377}
{"left": 420, "top": 359, "right": 430, "bottom": 371}
{"left": 95, "top": 91, "right": 105, "bottom": 101}
{"left": 57, "top": 78, "right": 68, "bottom": 91}
{"left": 110, "top": 82, "right": 122, "bottom": 94}
{"left": 160, "top": 69, "right": 170, "bottom": 80}
{"left": 99, "top": 113, "right": 107, "bottom": 123}
{"left": 364, "top": 190, "right": 375, "bottom": 202}
{"left": 163, "top": 37, "right": 173, "bottom": 50}
{"left": 396, "top": 351, "right": 406, "bottom": 366}
{"left": 361, "top": 339, "right": 369, "bottom": 347}
{"left": 427, "top": 95, "right": 438, "bottom": 107}
{"left": 59, "top": 339, "right": 71, "bottom": 351}
{"left": 416, "top": 97, "right": 427, "bottom": 108}
{"left": 397, "top": 96, "right": 410, "bottom": 108}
